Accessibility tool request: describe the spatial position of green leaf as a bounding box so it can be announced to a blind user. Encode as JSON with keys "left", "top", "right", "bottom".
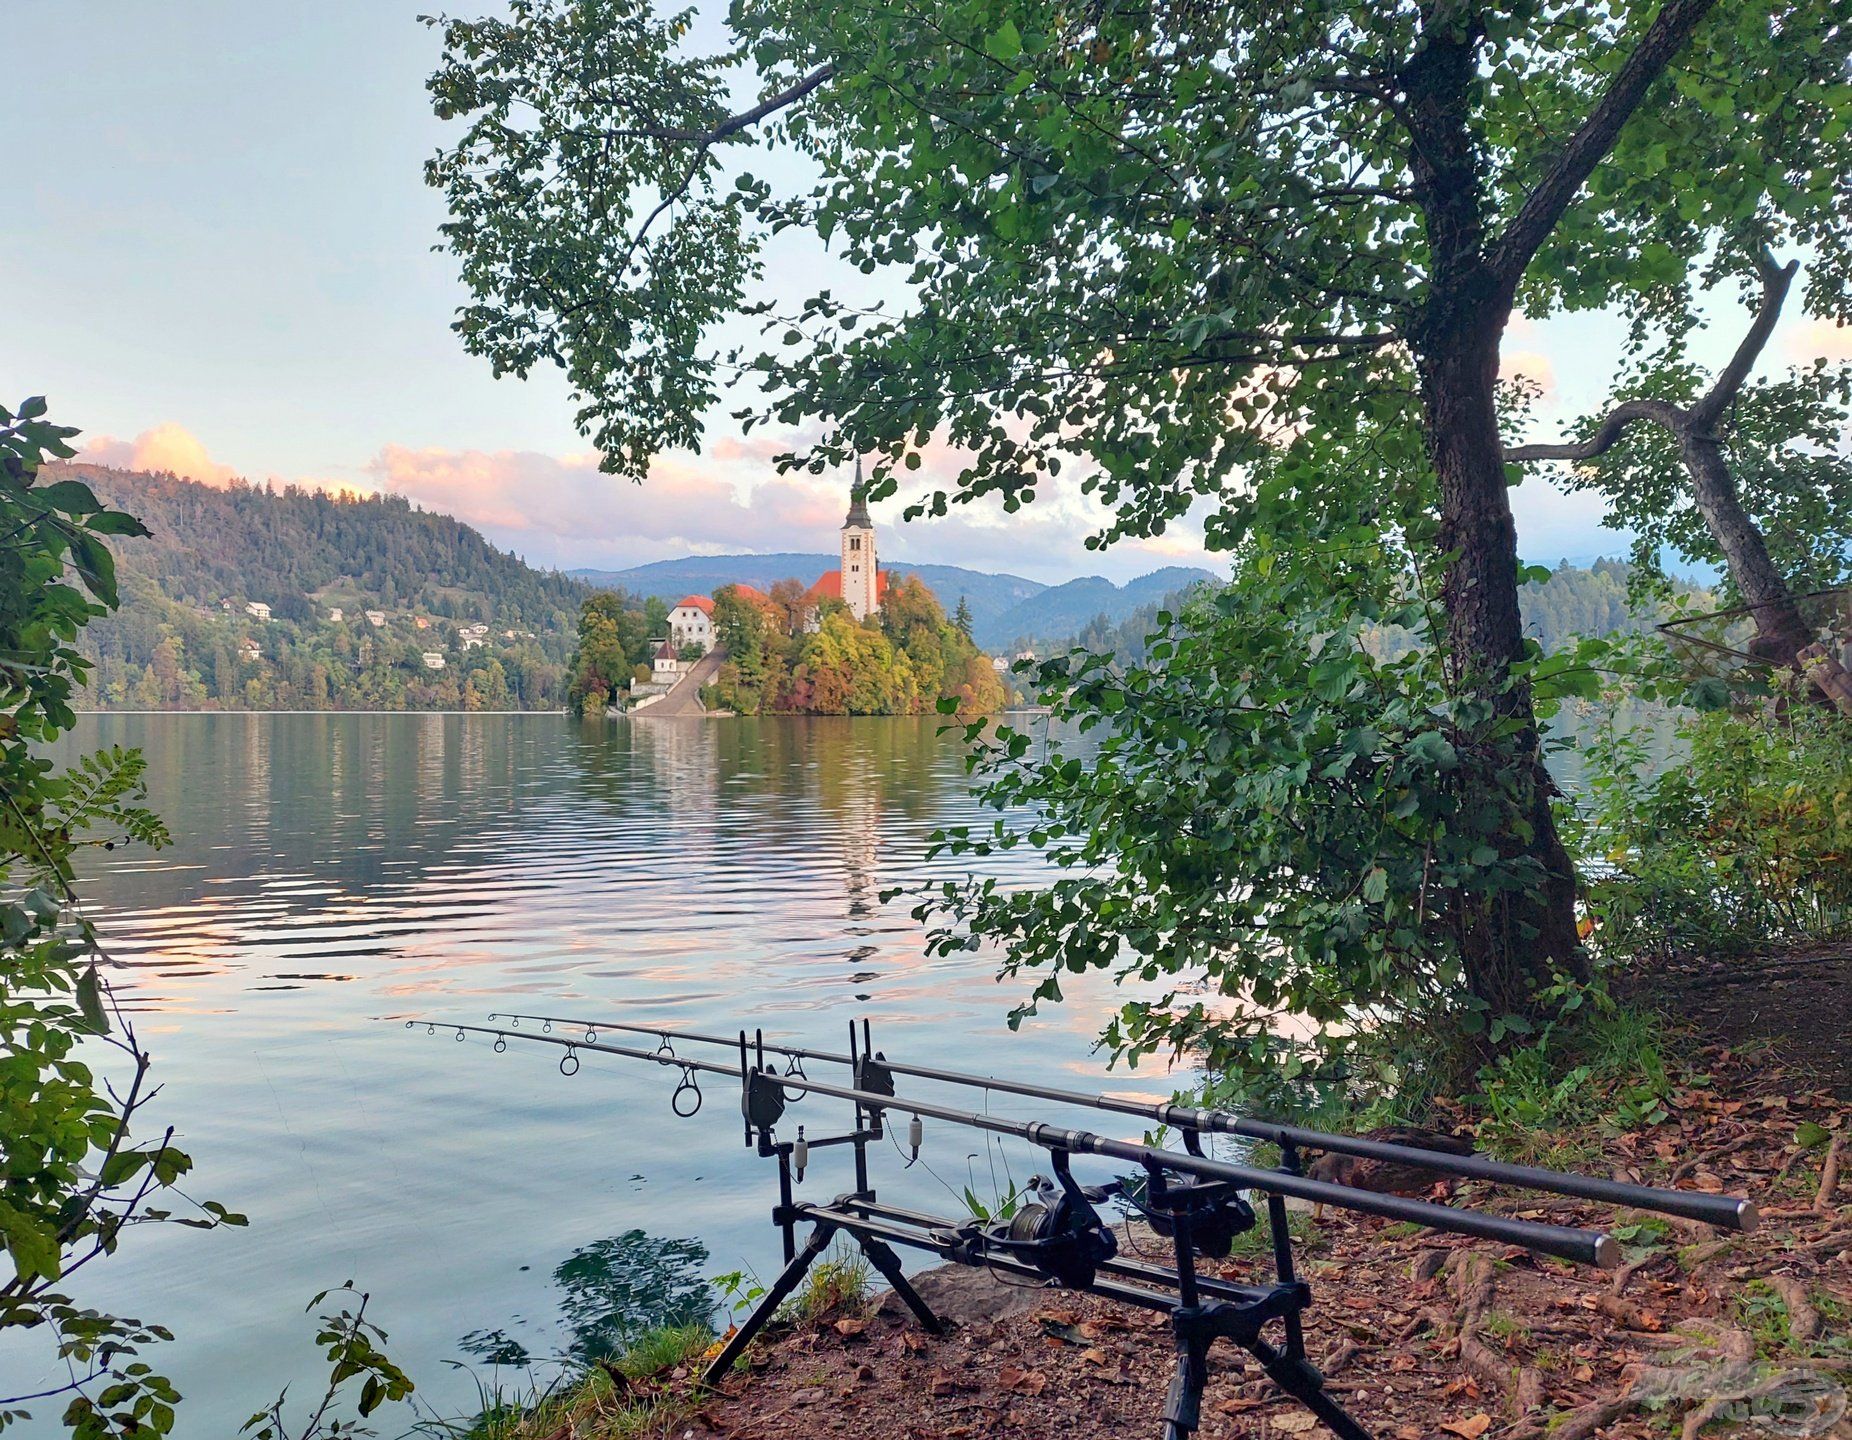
{"left": 76, "top": 965, "right": 110, "bottom": 1034}
{"left": 985, "top": 18, "right": 1022, "bottom": 60}
{"left": 1794, "top": 1120, "right": 1831, "bottom": 1149}
{"left": 1407, "top": 731, "right": 1458, "bottom": 771}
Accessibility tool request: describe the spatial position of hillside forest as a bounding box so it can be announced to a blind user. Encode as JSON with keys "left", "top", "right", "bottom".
{"left": 63, "top": 465, "right": 589, "bottom": 710}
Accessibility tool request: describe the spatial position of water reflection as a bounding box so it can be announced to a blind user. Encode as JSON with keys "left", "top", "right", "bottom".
{"left": 456, "top": 1229, "right": 714, "bottom": 1371}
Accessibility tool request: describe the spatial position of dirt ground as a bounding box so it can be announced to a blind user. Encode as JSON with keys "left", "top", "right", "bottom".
{"left": 656, "top": 1040, "right": 1850, "bottom": 1440}
{"left": 1630, "top": 943, "right": 1852, "bottom": 1099}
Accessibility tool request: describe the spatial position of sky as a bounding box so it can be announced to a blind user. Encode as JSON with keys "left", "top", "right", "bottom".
{"left": 8, "top": 3, "right": 1848, "bottom": 585}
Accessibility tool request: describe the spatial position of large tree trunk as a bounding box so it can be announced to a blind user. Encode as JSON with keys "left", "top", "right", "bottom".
{"left": 1419, "top": 332, "right": 1588, "bottom": 1022}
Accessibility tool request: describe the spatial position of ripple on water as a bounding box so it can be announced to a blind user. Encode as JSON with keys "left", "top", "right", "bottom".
{"left": 18, "top": 713, "right": 1185, "bottom": 1439}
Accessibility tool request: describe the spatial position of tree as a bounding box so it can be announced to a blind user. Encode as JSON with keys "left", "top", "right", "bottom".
{"left": 426, "top": 0, "right": 1852, "bottom": 1023}
{"left": 951, "top": 596, "right": 975, "bottom": 643}
{"left": 1, "top": 397, "right": 246, "bottom": 1433}
{"left": 1505, "top": 255, "right": 1852, "bottom": 713}
{"left": 566, "top": 591, "right": 652, "bottom": 714}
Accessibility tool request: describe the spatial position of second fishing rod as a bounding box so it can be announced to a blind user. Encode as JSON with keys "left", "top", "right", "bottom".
{"left": 438, "top": 1017, "right": 1620, "bottom": 1266}
{"left": 484, "top": 1009, "right": 1757, "bottom": 1234}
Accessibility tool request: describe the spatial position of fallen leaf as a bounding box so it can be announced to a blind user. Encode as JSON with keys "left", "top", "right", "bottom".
{"left": 998, "top": 1365, "right": 1048, "bottom": 1396}
{"left": 1272, "top": 1414, "right": 1318, "bottom": 1434}
{"left": 834, "top": 1318, "right": 868, "bottom": 1338}
{"left": 1080, "top": 1347, "right": 1111, "bottom": 1367}
{"left": 1440, "top": 1414, "right": 1492, "bottom": 1439}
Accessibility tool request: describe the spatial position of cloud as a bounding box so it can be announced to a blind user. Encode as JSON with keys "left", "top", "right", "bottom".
{"left": 369, "top": 438, "right": 1224, "bottom": 584}
{"left": 1500, "top": 348, "right": 1557, "bottom": 400}
{"left": 1785, "top": 317, "right": 1852, "bottom": 364}
{"left": 78, "top": 421, "right": 239, "bottom": 486}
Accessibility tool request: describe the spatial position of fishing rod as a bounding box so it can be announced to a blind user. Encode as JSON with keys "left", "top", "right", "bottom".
{"left": 426, "top": 1018, "right": 1617, "bottom": 1266}
{"left": 409, "top": 1012, "right": 1755, "bottom": 1440}
{"left": 481, "top": 1010, "right": 1757, "bottom": 1234}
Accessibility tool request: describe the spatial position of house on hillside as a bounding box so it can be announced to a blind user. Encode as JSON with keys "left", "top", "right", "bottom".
{"left": 238, "top": 639, "right": 261, "bottom": 663}
{"left": 326, "top": 606, "right": 344, "bottom": 623}
{"left": 365, "top": 610, "right": 387, "bottom": 627}
{"left": 421, "top": 651, "right": 445, "bottom": 670}
{"left": 244, "top": 601, "right": 271, "bottom": 621}
{"left": 669, "top": 595, "right": 715, "bottom": 653}
{"left": 651, "top": 638, "right": 681, "bottom": 682}
{"left": 460, "top": 633, "right": 486, "bottom": 651}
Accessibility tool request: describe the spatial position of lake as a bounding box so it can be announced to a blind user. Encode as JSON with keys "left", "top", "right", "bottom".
{"left": 8, "top": 713, "right": 1181, "bottom": 1435}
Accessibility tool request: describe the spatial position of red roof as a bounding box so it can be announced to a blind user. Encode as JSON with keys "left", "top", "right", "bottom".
{"left": 672, "top": 594, "right": 714, "bottom": 615}
{"left": 805, "top": 569, "right": 894, "bottom": 604}
{"left": 729, "top": 583, "right": 776, "bottom": 608}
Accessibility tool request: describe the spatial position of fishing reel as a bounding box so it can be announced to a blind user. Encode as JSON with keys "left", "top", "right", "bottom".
{"left": 1097, "top": 1167, "right": 1258, "bottom": 1261}
{"left": 978, "top": 1152, "right": 1117, "bottom": 1288}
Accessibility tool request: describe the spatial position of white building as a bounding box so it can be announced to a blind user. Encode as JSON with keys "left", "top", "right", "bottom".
{"left": 238, "top": 639, "right": 261, "bottom": 663}
{"left": 838, "top": 463, "right": 878, "bottom": 621}
{"left": 651, "top": 638, "right": 681, "bottom": 682}
{"left": 668, "top": 595, "right": 715, "bottom": 653}
{"left": 460, "top": 633, "right": 487, "bottom": 651}
{"left": 365, "top": 610, "right": 387, "bottom": 628}
{"left": 326, "top": 606, "right": 344, "bottom": 623}
{"left": 421, "top": 651, "right": 445, "bottom": 670}
{"left": 244, "top": 601, "right": 272, "bottom": 621}
{"left": 803, "top": 464, "right": 888, "bottom": 623}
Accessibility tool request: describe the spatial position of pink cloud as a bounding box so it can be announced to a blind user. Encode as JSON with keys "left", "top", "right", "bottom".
{"left": 368, "top": 438, "right": 1223, "bottom": 583}
{"left": 1500, "top": 349, "right": 1557, "bottom": 399}
{"left": 78, "top": 422, "right": 239, "bottom": 486}
{"left": 1786, "top": 317, "right": 1852, "bottom": 364}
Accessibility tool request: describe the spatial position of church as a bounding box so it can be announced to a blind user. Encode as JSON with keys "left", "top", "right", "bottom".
{"left": 803, "top": 463, "right": 889, "bottom": 622}
{"left": 662, "top": 467, "right": 889, "bottom": 661}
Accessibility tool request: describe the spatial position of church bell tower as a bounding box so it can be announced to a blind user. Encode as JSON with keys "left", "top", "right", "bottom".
{"left": 840, "top": 459, "right": 878, "bottom": 620}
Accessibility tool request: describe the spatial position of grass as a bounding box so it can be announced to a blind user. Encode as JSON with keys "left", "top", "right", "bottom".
{"left": 424, "top": 1323, "right": 716, "bottom": 1440}
{"left": 779, "top": 1242, "right": 873, "bottom": 1324}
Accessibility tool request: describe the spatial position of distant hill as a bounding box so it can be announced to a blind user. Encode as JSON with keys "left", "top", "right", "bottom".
{"left": 989, "top": 566, "right": 1220, "bottom": 648}
{"left": 59, "top": 464, "right": 591, "bottom": 710}
{"left": 572, "top": 556, "right": 1215, "bottom": 649}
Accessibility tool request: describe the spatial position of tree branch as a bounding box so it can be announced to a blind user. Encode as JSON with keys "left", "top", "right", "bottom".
{"left": 1502, "top": 397, "right": 1685, "bottom": 463}
{"left": 601, "top": 64, "right": 836, "bottom": 143}
{"left": 1688, "top": 251, "right": 1798, "bottom": 430}
{"left": 1488, "top": 0, "right": 1719, "bottom": 288}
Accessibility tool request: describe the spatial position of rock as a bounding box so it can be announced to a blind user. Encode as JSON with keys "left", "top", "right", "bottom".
{"left": 872, "top": 1262, "right": 1048, "bottom": 1326}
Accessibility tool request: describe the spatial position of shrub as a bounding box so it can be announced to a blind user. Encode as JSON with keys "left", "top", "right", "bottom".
{"left": 1578, "top": 699, "right": 1852, "bottom": 960}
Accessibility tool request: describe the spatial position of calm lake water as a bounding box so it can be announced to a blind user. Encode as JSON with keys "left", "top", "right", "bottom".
{"left": 10, "top": 713, "right": 1180, "bottom": 1434}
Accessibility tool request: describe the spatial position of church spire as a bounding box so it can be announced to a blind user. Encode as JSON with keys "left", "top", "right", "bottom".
{"left": 842, "top": 456, "right": 872, "bottom": 529}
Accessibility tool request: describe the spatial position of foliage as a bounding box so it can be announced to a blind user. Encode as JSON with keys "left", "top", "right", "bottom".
{"left": 0, "top": 399, "right": 251, "bottom": 1435}
{"left": 702, "top": 576, "right": 1004, "bottom": 716}
{"left": 916, "top": 458, "right": 1601, "bottom": 1099}
{"left": 1530, "top": 352, "right": 1852, "bottom": 612}
{"left": 566, "top": 592, "right": 657, "bottom": 715}
{"left": 241, "top": 1286, "right": 415, "bottom": 1440}
{"left": 1576, "top": 690, "right": 1852, "bottom": 960}
{"left": 64, "top": 465, "right": 582, "bottom": 711}
{"left": 1469, "top": 995, "right": 1673, "bottom": 1167}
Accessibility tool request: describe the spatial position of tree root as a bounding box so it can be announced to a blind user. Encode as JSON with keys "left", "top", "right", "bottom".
{"left": 1766, "top": 1275, "right": 1822, "bottom": 1342}
{"left": 1814, "top": 1133, "right": 1842, "bottom": 1213}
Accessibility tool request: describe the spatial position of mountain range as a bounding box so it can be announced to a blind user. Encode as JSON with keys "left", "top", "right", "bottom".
{"left": 572, "top": 557, "right": 1221, "bottom": 649}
